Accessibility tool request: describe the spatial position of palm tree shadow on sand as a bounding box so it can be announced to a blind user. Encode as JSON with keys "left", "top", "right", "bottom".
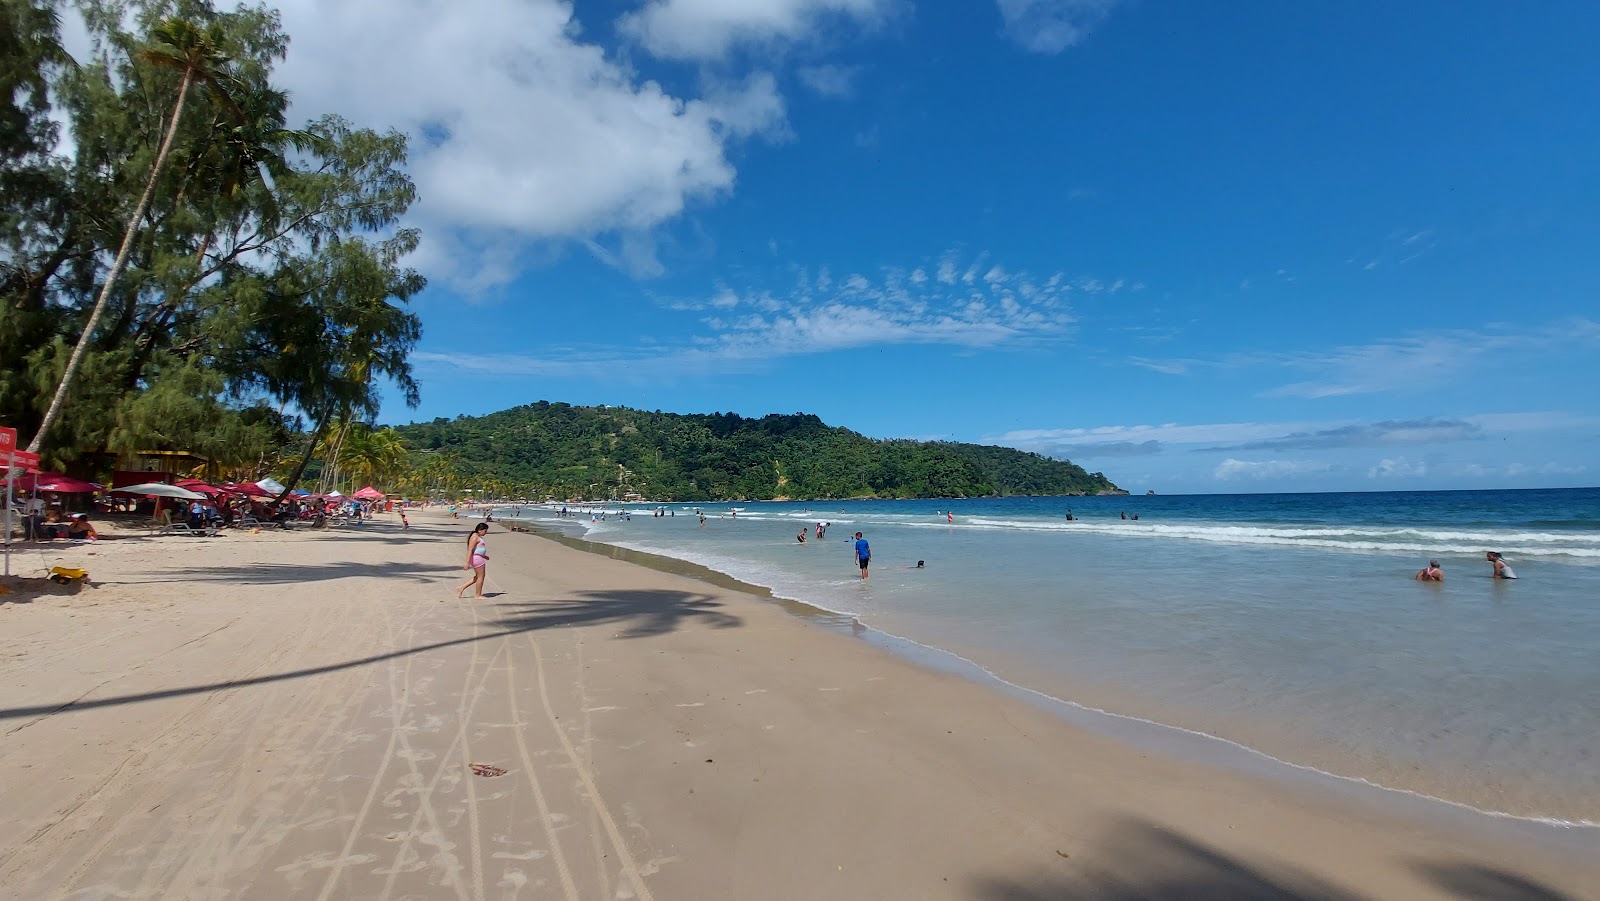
{"left": 491, "top": 589, "right": 742, "bottom": 639}
{"left": 0, "top": 589, "right": 740, "bottom": 722}
{"left": 971, "top": 817, "right": 1577, "bottom": 901}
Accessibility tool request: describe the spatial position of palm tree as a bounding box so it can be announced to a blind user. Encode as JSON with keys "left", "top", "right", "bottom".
{"left": 27, "top": 16, "right": 240, "bottom": 454}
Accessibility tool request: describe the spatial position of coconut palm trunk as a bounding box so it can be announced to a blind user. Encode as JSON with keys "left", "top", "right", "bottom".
{"left": 26, "top": 69, "right": 193, "bottom": 454}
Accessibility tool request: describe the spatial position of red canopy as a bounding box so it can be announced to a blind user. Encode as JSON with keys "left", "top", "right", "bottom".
{"left": 13, "top": 471, "right": 103, "bottom": 493}
{"left": 221, "top": 482, "right": 272, "bottom": 497}
{"left": 352, "top": 486, "right": 386, "bottom": 500}
{"left": 176, "top": 478, "right": 225, "bottom": 496}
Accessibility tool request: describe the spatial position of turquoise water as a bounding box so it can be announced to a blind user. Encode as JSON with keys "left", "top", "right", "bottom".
{"left": 505, "top": 489, "right": 1600, "bottom": 824}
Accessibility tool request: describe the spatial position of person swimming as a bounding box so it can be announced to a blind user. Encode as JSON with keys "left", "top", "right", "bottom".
{"left": 1415, "top": 560, "right": 1443, "bottom": 582}
{"left": 916, "top": 560, "right": 925, "bottom": 569}
{"left": 1487, "top": 551, "right": 1517, "bottom": 580}
{"left": 796, "top": 529, "right": 807, "bottom": 543}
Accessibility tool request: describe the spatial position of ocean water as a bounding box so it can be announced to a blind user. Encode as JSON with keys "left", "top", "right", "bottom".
{"left": 503, "top": 488, "right": 1600, "bottom": 825}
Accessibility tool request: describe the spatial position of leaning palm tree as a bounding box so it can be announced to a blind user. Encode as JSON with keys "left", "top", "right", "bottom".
{"left": 27, "top": 17, "right": 241, "bottom": 454}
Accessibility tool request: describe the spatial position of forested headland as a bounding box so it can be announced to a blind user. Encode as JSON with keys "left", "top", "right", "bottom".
{"left": 392, "top": 402, "right": 1121, "bottom": 501}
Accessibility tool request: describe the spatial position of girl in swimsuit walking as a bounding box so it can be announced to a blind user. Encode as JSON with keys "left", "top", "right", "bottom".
{"left": 457, "top": 523, "right": 491, "bottom": 598}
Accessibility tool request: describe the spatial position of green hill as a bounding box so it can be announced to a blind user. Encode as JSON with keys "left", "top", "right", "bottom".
{"left": 392, "top": 402, "right": 1119, "bottom": 501}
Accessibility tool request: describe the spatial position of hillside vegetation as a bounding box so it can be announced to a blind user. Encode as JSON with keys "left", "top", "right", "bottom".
{"left": 392, "top": 402, "right": 1119, "bottom": 501}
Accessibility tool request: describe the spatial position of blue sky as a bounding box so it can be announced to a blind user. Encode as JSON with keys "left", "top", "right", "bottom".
{"left": 241, "top": 0, "right": 1599, "bottom": 493}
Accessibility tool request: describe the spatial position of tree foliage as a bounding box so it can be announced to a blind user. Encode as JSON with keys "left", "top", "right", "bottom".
{"left": 392, "top": 403, "right": 1120, "bottom": 501}
{"left": 0, "top": 0, "right": 423, "bottom": 479}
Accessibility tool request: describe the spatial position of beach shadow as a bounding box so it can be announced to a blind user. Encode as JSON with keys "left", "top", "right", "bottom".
{"left": 492, "top": 589, "right": 743, "bottom": 639}
{"left": 972, "top": 818, "right": 1577, "bottom": 901}
{"left": 1411, "top": 861, "right": 1575, "bottom": 901}
{"left": 973, "top": 818, "right": 1363, "bottom": 901}
{"left": 0, "top": 589, "right": 740, "bottom": 722}
{"left": 100, "top": 560, "right": 457, "bottom": 586}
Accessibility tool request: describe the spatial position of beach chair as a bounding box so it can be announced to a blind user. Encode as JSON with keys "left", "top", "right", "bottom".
{"left": 158, "top": 510, "right": 216, "bottom": 537}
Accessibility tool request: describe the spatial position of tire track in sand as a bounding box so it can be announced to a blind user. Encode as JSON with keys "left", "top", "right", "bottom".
{"left": 526, "top": 630, "right": 656, "bottom": 901}
{"left": 502, "top": 623, "right": 580, "bottom": 901}
{"left": 314, "top": 577, "right": 434, "bottom": 901}
{"left": 376, "top": 593, "right": 501, "bottom": 901}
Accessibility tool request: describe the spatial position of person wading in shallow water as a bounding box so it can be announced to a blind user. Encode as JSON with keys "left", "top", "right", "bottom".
{"left": 854, "top": 531, "right": 871, "bottom": 581}
{"left": 1487, "top": 551, "right": 1517, "bottom": 580}
{"left": 457, "top": 523, "right": 490, "bottom": 599}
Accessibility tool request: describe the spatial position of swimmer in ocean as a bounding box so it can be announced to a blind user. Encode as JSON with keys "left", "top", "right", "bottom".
{"left": 1487, "top": 551, "right": 1517, "bottom": 579}
{"left": 1415, "top": 560, "right": 1443, "bottom": 582}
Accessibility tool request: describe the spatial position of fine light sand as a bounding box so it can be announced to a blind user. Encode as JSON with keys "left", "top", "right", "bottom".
{"left": 0, "top": 511, "right": 1596, "bottom": 899}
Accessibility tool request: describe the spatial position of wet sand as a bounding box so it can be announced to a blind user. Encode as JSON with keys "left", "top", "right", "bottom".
{"left": 0, "top": 512, "right": 1595, "bottom": 899}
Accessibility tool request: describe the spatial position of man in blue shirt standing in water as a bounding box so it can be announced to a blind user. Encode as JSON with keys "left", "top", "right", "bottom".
{"left": 854, "top": 531, "right": 871, "bottom": 580}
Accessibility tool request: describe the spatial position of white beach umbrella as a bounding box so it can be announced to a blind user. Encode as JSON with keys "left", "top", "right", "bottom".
{"left": 255, "top": 477, "right": 288, "bottom": 495}
{"left": 115, "top": 482, "right": 208, "bottom": 500}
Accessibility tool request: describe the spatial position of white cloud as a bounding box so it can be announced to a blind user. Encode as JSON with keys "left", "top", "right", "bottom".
{"left": 797, "top": 63, "right": 864, "bottom": 98}
{"left": 619, "top": 0, "right": 888, "bottom": 61}
{"left": 1214, "top": 459, "right": 1331, "bottom": 481}
{"left": 995, "top": 0, "right": 1120, "bottom": 54}
{"left": 249, "top": 0, "right": 790, "bottom": 287}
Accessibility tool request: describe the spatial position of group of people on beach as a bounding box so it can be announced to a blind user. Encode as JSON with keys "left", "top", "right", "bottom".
{"left": 1414, "top": 552, "right": 1518, "bottom": 582}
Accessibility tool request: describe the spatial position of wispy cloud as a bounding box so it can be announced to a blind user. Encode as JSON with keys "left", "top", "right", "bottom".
{"left": 1130, "top": 319, "right": 1600, "bottom": 399}
{"left": 797, "top": 63, "right": 865, "bottom": 98}
{"left": 1128, "top": 357, "right": 1197, "bottom": 376}
{"left": 1214, "top": 458, "right": 1332, "bottom": 481}
{"left": 1368, "top": 456, "right": 1428, "bottom": 479}
{"left": 422, "top": 249, "right": 1126, "bottom": 377}
{"left": 1455, "top": 461, "right": 1588, "bottom": 479}
{"left": 1200, "top": 418, "right": 1482, "bottom": 452}
{"left": 995, "top": 0, "right": 1120, "bottom": 53}
{"left": 993, "top": 410, "right": 1588, "bottom": 461}
{"left": 1266, "top": 321, "right": 1600, "bottom": 398}
{"left": 999, "top": 419, "right": 1335, "bottom": 453}
{"left": 1044, "top": 440, "right": 1163, "bottom": 459}
{"left": 1359, "top": 227, "right": 1438, "bottom": 271}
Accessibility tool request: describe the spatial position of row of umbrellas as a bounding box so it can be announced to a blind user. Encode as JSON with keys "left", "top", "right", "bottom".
{"left": 5, "top": 469, "right": 387, "bottom": 503}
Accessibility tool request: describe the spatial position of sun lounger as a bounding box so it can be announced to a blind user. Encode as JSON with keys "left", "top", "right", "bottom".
{"left": 158, "top": 511, "right": 216, "bottom": 537}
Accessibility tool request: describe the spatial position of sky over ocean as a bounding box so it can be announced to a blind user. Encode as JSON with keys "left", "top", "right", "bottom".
{"left": 113, "top": 0, "right": 1600, "bottom": 493}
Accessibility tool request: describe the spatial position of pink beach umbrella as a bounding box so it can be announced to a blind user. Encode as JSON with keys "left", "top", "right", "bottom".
{"left": 175, "top": 478, "right": 225, "bottom": 497}
{"left": 15, "top": 471, "right": 103, "bottom": 493}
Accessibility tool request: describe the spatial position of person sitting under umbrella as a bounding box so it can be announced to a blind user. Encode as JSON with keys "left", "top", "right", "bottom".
{"left": 38, "top": 507, "right": 68, "bottom": 540}
{"left": 68, "top": 513, "right": 97, "bottom": 541}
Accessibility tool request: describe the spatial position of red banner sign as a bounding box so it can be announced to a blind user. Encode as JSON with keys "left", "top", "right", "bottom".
{"left": 0, "top": 426, "right": 15, "bottom": 453}
{"left": 4, "top": 450, "right": 41, "bottom": 469}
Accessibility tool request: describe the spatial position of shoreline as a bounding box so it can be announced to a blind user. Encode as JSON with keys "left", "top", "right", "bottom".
{"left": 0, "top": 510, "right": 1594, "bottom": 897}
{"left": 507, "top": 518, "right": 1600, "bottom": 840}
{"left": 509, "top": 497, "right": 1600, "bottom": 825}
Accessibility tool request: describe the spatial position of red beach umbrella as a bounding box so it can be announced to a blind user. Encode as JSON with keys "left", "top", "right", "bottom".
{"left": 221, "top": 482, "right": 271, "bottom": 497}
{"left": 176, "top": 478, "right": 225, "bottom": 496}
{"left": 15, "top": 471, "right": 103, "bottom": 493}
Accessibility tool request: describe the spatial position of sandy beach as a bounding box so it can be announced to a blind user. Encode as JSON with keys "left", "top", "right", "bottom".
{"left": 1, "top": 511, "right": 1595, "bottom": 900}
